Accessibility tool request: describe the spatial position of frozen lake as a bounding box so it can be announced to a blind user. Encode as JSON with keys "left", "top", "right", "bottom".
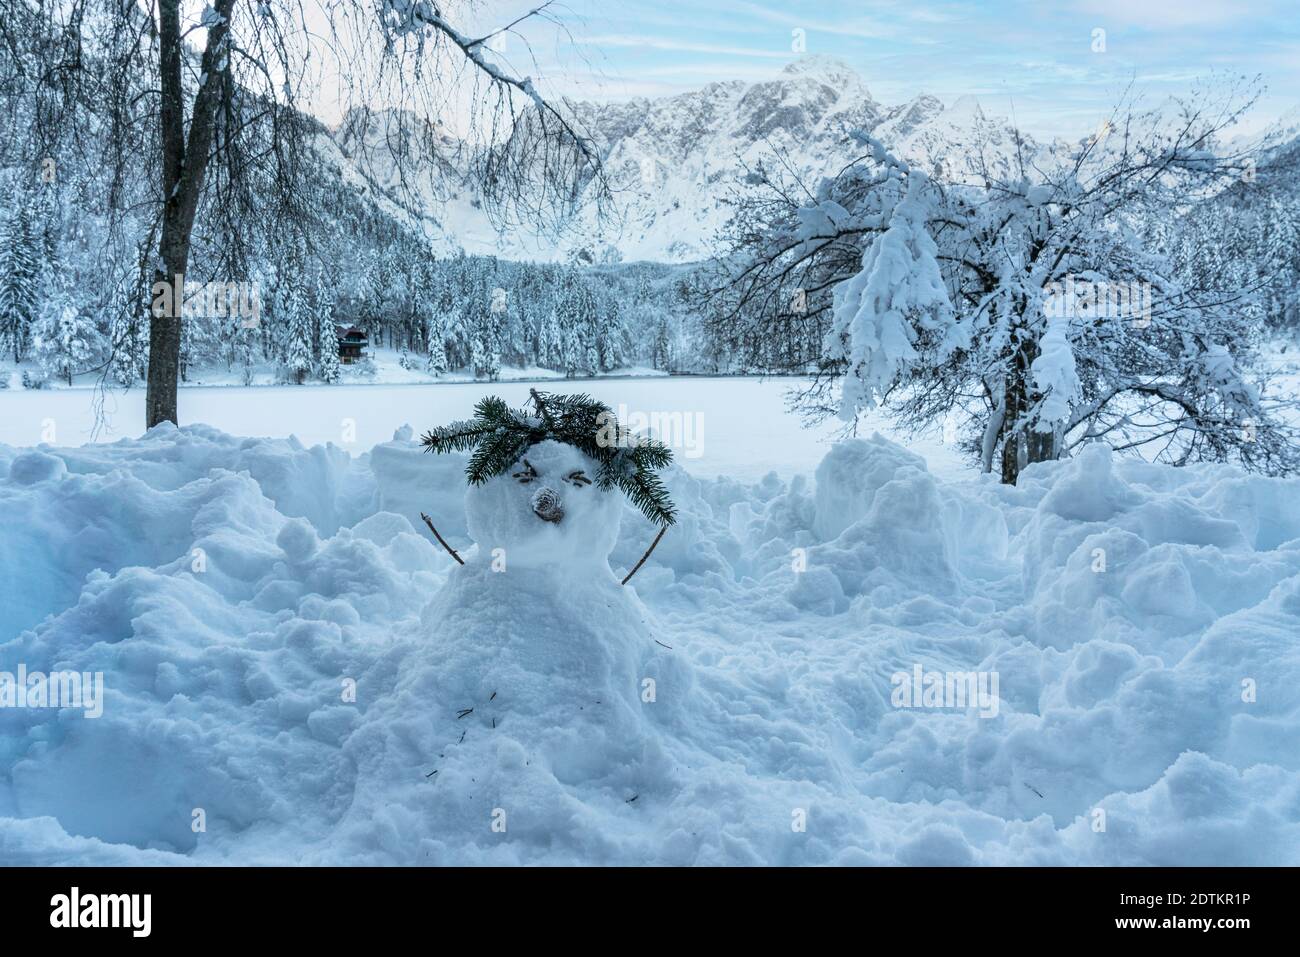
{"left": 0, "top": 377, "right": 968, "bottom": 482}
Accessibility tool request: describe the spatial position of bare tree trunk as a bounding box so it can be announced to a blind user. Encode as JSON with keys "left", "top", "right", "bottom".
{"left": 145, "top": 0, "right": 235, "bottom": 428}
{"left": 1000, "top": 354, "right": 1027, "bottom": 485}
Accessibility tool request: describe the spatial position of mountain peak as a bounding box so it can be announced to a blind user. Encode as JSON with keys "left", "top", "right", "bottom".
{"left": 944, "top": 94, "right": 985, "bottom": 121}
{"left": 780, "top": 55, "right": 866, "bottom": 92}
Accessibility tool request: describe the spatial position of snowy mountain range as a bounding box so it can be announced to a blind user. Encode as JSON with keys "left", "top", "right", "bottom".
{"left": 332, "top": 56, "right": 1037, "bottom": 264}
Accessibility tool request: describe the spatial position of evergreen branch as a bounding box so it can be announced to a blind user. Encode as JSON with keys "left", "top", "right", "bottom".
{"left": 422, "top": 390, "right": 677, "bottom": 525}
{"left": 420, "top": 420, "right": 498, "bottom": 454}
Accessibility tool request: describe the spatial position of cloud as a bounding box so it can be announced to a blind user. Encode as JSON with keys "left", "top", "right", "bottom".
{"left": 1074, "top": 0, "right": 1278, "bottom": 28}
{"left": 578, "top": 33, "right": 790, "bottom": 58}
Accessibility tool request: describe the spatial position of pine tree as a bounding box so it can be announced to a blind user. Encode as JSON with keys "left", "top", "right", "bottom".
{"left": 538, "top": 307, "right": 560, "bottom": 369}
{"left": 316, "top": 283, "right": 341, "bottom": 383}
{"left": 424, "top": 306, "right": 449, "bottom": 375}
{"left": 561, "top": 323, "right": 581, "bottom": 377}
{"left": 471, "top": 328, "right": 500, "bottom": 379}
{"left": 111, "top": 313, "right": 150, "bottom": 386}
{"left": 426, "top": 333, "right": 448, "bottom": 376}
{"left": 653, "top": 317, "right": 672, "bottom": 370}
{"left": 555, "top": 269, "right": 600, "bottom": 376}
{"left": 0, "top": 195, "right": 40, "bottom": 364}
{"left": 32, "top": 280, "right": 94, "bottom": 385}
{"left": 281, "top": 275, "right": 313, "bottom": 384}
{"left": 597, "top": 294, "right": 626, "bottom": 371}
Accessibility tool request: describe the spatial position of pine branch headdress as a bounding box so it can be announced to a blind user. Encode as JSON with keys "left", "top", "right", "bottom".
{"left": 421, "top": 389, "right": 677, "bottom": 527}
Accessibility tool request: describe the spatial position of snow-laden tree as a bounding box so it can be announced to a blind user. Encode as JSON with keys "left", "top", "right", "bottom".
{"left": 555, "top": 267, "right": 599, "bottom": 375}
{"left": 469, "top": 328, "right": 500, "bottom": 380}
{"left": 537, "top": 307, "right": 561, "bottom": 369}
{"left": 8, "top": 0, "right": 604, "bottom": 425}
{"left": 711, "top": 81, "right": 1298, "bottom": 483}
{"left": 32, "top": 280, "right": 94, "bottom": 385}
{"left": 595, "top": 292, "right": 627, "bottom": 371}
{"left": 109, "top": 312, "right": 150, "bottom": 387}
{"left": 281, "top": 276, "right": 314, "bottom": 384}
{"left": 820, "top": 163, "right": 967, "bottom": 419}
{"left": 425, "top": 329, "right": 449, "bottom": 376}
{"left": 315, "top": 279, "right": 341, "bottom": 384}
{"left": 1159, "top": 154, "right": 1300, "bottom": 335}
{"left": 0, "top": 192, "right": 41, "bottom": 363}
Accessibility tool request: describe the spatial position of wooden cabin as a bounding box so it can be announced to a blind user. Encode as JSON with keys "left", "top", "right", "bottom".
{"left": 335, "top": 325, "right": 369, "bottom": 364}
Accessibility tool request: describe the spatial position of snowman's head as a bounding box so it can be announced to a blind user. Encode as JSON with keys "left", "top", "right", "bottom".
{"left": 464, "top": 439, "right": 622, "bottom": 567}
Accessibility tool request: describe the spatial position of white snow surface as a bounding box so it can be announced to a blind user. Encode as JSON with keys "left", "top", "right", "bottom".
{"left": 1, "top": 425, "right": 1299, "bottom": 865}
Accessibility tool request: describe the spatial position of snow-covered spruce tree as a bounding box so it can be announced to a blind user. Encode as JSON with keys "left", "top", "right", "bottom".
{"left": 422, "top": 283, "right": 449, "bottom": 376}
{"left": 0, "top": 193, "right": 40, "bottom": 364}
{"left": 469, "top": 328, "right": 500, "bottom": 380}
{"left": 31, "top": 280, "right": 94, "bottom": 385}
{"left": 710, "top": 81, "right": 1297, "bottom": 483}
{"left": 316, "top": 283, "right": 341, "bottom": 384}
{"left": 281, "top": 275, "right": 314, "bottom": 385}
{"left": 652, "top": 317, "right": 673, "bottom": 371}
{"left": 109, "top": 312, "right": 150, "bottom": 386}
{"left": 426, "top": 334, "right": 449, "bottom": 376}
{"left": 555, "top": 269, "right": 600, "bottom": 376}
{"left": 596, "top": 292, "right": 627, "bottom": 371}
{"left": 537, "top": 307, "right": 561, "bottom": 370}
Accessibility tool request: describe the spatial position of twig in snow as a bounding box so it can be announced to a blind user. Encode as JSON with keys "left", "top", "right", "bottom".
{"left": 420, "top": 512, "right": 465, "bottom": 565}
{"left": 621, "top": 526, "right": 667, "bottom": 585}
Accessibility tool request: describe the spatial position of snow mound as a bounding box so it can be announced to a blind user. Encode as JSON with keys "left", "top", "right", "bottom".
{"left": 813, "top": 433, "right": 928, "bottom": 540}
{"left": 1, "top": 426, "right": 1298, "bottom": 864}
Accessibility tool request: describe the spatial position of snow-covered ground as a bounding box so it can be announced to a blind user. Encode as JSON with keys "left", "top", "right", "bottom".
{"left": 0, "top": 346, "right": 668, "bottom": 392}
{"left": 1, "top": 415, "right": 1298, "bottom": 864}
{"left": 0, "top": 376, "right": 966, "bottom": 483}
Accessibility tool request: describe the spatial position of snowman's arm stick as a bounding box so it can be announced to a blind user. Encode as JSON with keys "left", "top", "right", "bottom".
{"left": 420, "top": 512, "right": 465, "bottom": 565}
{"left": 621, "top": 526, "right": 667, "bottom": 586}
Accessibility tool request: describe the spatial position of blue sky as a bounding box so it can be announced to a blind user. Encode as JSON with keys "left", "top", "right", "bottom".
{"left": 487, "top": 0, "right": 1300, "bottom": 138}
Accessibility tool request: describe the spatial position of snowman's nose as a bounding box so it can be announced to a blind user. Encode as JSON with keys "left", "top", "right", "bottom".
{"left": 530, "top": 486, "right": 564, "bottom": 523}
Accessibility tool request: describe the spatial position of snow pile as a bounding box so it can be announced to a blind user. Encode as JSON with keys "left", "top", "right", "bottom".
{"left": 1, "top": 425, "right": 1298, "bottom": 864}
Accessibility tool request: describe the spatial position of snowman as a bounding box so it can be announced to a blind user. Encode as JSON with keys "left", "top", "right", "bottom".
{"left": 384, "top": 392, "right": 691, "bottom": 846}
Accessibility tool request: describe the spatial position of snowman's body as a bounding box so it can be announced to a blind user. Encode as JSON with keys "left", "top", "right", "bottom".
{"left": 396, "top": 440, "right": 688, "bottom": 843}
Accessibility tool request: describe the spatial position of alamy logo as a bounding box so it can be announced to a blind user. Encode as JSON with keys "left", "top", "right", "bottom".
{"left": 596, "top": 404, "right": 704, "bottom": 459}
{"left": 1043, "top": 274, "right": 1152, "bottom": 328}
{"left": 50, "top": 887, "right": 151, "bottom": 937}
{"left": 0, "top": 665, "right": 103, "bottom": 718}
{"left": 891, "top": 665, "right": 1000, "bottom": 718}
{"left": 151, "top": 274, "right": 261, "bottom": 328}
